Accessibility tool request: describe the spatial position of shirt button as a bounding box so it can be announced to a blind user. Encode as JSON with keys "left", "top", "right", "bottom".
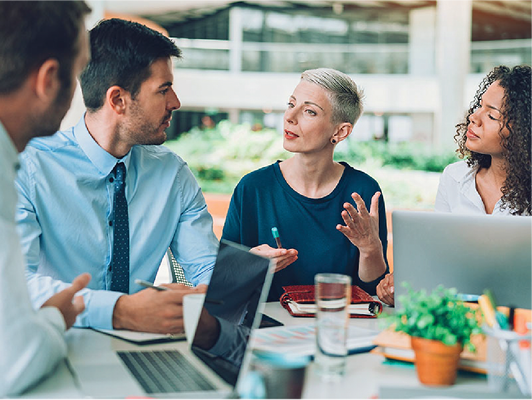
{"left": 109, "top": 221, "right": 113, "bottom": 226}
{"left": 110, "top": 177, "right": 114, "bottom": 183}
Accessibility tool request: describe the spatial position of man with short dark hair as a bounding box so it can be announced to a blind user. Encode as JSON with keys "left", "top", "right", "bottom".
{"left": 0, "top": 2, "right": 92, "bottom": 396}
{"left": 16, "top": 18, "right": 218, "bottom": 333}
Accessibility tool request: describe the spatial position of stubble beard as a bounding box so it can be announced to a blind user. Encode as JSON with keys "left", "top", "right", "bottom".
{"left": 126, "top": 103, "right": 169, "bottom": 146}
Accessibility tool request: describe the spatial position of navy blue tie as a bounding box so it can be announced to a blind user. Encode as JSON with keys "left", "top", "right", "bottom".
{"left": 110, "top": 162, "right": 130, "bottom": 293}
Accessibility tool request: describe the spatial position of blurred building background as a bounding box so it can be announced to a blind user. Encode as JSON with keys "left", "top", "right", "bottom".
{"left": 65, "top": 0, "right": 531, "bottom": 150}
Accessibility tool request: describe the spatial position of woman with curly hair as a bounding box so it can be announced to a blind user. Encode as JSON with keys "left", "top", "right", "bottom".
{"left": 435, "top": 64, "right": 531, "bottom": 215}
{"left": 376, "top": 65, "right": 531, "bottom": 307}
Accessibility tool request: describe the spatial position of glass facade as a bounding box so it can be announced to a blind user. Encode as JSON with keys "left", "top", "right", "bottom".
{"left": 167, "top": 4, "right": 530, "bottom": 75}
{"left": 240, "top": 43, "right": 409, "bottom": 74}
{"left": 156, "top": 2, "right": 530, "bottom": 137}
{"left": 167, "top": 4, "right": 412, "bottom": 74}
{"left": 241, "top": 6, "right": 409, "bottom": 74}
{"left": 177, "top": 48, "right": 230, "bottom": 71}
{"left": 470, "top": 39, "right": 531, "bottom": 73}
{"left": 166, "top": 9, "right": 229, "bottom": 40}
{"left": 240, "top": 8, "right": 408, "bottom": 45}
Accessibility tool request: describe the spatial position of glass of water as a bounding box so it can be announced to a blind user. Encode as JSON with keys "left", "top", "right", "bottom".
{"left": 314, "top": 273, "right": 351, "bottom": 380}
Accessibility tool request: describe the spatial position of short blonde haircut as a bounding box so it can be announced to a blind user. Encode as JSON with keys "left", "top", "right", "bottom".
{"left": 301, "top": 68, "right": 364, "bottom": 125}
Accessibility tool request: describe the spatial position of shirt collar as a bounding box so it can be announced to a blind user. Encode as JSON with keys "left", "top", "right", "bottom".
{"left": 455, "top": 162, "right": 511, "bottom": 214}
{"left": 74, "top": 114, "right": 132, "bottom": 176}
{"left": 459, "top": 164, "right": 487, "bottom": 211}
{"left": 0, "top": 120, "right": 20, "bottom": 172}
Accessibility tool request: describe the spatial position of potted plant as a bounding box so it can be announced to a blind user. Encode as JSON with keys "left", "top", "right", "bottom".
{"left": 382, "top": 283, "right": 482, "bottom": 386}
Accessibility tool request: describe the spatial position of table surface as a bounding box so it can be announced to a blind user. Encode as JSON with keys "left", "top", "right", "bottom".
{"left": 19, "top": 302, "right": 496, "bottom": 399}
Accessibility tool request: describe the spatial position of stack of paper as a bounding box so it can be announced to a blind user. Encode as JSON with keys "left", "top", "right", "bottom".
{"left": 251, "top": 324, "right": 379, "bottom": 356}
{"left": 287, "top": 300, "right": 376, "bottom": 316}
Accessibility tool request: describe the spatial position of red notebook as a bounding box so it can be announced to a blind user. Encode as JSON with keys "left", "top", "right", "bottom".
{"left": 279, "top": 285, "right": 383, "bottom": 318}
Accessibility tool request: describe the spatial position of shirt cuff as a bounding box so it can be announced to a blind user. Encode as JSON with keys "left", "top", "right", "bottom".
{"left": 84, "top": 290, "right": 124, "bottom": 329}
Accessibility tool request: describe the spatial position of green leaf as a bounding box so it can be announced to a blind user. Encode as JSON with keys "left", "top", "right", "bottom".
{"left": 416, "top": 314, "right": 434, "bottom": 330}
{"left": 442, "top": 333, "right": 457, "bottom": 346}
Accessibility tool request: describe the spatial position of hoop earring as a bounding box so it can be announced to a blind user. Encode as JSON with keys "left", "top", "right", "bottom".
{"left": 331, "top": 139, "right": 337, "bottom": 144}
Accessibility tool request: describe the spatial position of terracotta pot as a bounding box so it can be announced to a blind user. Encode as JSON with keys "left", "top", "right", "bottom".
{"left": 411, "top": 336, "right": 463, "bottom": 386}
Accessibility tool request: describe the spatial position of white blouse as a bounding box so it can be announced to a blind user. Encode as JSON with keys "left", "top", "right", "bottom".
{"left": 434, "top": 160, "right": 516, "bottom": 215}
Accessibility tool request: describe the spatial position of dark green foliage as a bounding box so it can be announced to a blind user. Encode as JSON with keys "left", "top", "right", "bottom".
{"left": 197, "top": 166, "right": 225, "bottom": 181}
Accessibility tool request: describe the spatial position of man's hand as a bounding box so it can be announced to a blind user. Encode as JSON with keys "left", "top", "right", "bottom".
{"left": 250, "top": 244, "right": 298, "bottom": 273}
{"left": 336, "top": 192, "right": 382, "bottom": 254}
{"left": 376, "top": 273, "right": 395, "bottom": 306}
{"left": 41, "top": 273, "right": 91, "bottom": 329}
{"left": 112, "top": 284, "right": 206, "bottom": 333}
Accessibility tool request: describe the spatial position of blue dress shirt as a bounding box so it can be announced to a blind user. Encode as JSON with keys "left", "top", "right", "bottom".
{"left": 0, "top": 121, "right": 67, "bottom": 396}
{"left": 15, "top": 116, "right": 219, "bottom": 329}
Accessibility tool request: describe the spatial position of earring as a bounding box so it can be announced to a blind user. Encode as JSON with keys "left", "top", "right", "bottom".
{"left": 331, "top": 139, "right": 337, "bottom": 144}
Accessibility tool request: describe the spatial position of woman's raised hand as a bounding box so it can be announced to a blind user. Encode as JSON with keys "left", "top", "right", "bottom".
{"left": 336, "top": 191, "right": 382, "bottom": 254}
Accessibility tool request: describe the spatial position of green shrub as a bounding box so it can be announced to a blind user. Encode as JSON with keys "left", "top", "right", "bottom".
{"left": 165, "top": 120, "right": 456, "bottom": 209}
{"left": 165, "top": 120, "right": 289, "bottom": 189}
{"left": 336, "top": 141, "right": 458, "bottom": 172}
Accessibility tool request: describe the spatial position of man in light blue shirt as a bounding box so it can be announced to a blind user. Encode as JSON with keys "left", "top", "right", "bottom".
{"left": 15, "top": 19, "right": 218, "bottom": 333}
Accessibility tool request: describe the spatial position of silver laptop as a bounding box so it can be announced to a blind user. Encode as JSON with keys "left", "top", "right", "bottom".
{"left": 69, "top": 240, "right": 273, "bottom": 398}
{"left": 393, "top": 210, "right": 531, "bottom": 309}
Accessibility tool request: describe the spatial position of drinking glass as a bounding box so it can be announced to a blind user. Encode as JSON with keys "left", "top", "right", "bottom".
{"left": 314, "top": 273, "right": 351, "bottom": 380}
{"left": 242, "top": 350, "right": 310, "bottom": 399}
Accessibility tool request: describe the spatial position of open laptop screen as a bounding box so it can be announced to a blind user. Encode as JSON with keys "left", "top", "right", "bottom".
{"left": 393, "top": 211, "right": 531, "bottom": 309}
{"left": 190, "top": 240, "right": 272, "bottom": 386}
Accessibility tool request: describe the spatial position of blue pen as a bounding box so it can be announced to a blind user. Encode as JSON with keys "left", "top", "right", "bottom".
{"left": 271, "top": 227, "right": 282, "bottom": 249}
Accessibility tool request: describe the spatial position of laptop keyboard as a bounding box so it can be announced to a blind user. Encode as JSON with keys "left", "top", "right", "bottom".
{"left": 117, "top": 350, "right": 216, "bottom": 394}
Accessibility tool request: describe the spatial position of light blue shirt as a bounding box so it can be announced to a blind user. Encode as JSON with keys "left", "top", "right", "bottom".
{"left": 15, "top": 116, "right": 219, "bottom": 329}
{"left": 0, "top": 121, "right": 67, "bottom": 396}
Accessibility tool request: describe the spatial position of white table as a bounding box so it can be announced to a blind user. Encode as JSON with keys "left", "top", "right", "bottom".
{"left": 20, "top": 302, "right": 496, "bottom": 399}
{"left": 263, "top": 303, "right": 499, "bottom": 399}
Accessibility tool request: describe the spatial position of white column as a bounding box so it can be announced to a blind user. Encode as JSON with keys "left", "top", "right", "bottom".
{"left": 60, "top": 0, "right": 105, "bottom": 130}
{"left": 410, "top": 113, "right": 434, "bottom": 144}
{"left": 228, "top": 108, "right": 240, "bottom": 124}
{"left": 435, "top": 0, "right": 472, "bottom": 150}
{"left": 229, "top": 7, "right": 243, "bottom": 74}
{"left": 409, "top": 6, "right": 437, "bottom": 75}
{"left": 409, "top": 6, "right": 437, "bottom": 147}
